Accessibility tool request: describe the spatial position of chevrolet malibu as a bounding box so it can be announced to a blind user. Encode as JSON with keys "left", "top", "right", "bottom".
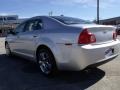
{"left": 5, "top": 16, "right": 120, "bottom": 75}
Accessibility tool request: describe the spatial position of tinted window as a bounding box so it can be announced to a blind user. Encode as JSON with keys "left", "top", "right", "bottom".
{"left": 15, "top": 23, "right": 25, "bottom": 33}
{"left": 24, "top": 19, "right": 43, "bottom": 32}
{"left": 52, "top": 16, "right": 93, "bottom": 25}
{"left": 33, "top": 20, "right": 43, "bottom": 30}
{"left": 24, "top": 21, "right": 34, "bottom": 32}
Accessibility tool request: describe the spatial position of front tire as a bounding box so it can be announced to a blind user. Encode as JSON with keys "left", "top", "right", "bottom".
{"left": 37, "top": 48, "right": 57, "bottom": 76}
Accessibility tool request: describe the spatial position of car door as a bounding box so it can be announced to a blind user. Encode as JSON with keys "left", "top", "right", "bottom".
{"left": 7, "top": 23, "right": 26, "bottom": 52}
{"left": 15, "top": 19, "right": 43, "bottom": 57}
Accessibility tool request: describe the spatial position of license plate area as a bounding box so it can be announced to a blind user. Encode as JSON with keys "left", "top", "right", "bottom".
{"left": 105, "top": 48, "right": 114, "bottom": 58}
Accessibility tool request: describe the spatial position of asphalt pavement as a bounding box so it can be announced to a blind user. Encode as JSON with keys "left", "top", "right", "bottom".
{"left": 0, "top": 37, "right": 120, "bottom": 90}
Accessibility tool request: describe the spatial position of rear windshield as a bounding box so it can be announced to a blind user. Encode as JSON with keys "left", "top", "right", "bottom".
{"left": 52, "top": 16, "right": 93, "bottom": 25}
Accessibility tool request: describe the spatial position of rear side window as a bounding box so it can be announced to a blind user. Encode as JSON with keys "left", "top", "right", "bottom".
{"left": 24, "top": 19, "right": 43, "bottom": 32}
{"left": 24, "top": 21, "right": 34, "bottom": 32}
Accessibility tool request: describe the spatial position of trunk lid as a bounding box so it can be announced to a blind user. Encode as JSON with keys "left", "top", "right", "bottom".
{"left": 70, "top": 24, "right": 116, "bottom": 44}
{"left": 87, "top": 26, "right": 116, "bottom": 44}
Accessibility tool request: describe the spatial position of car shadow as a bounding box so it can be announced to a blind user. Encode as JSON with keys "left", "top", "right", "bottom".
{"left": 0, "top": 54, "right": 105, "bottom": 90}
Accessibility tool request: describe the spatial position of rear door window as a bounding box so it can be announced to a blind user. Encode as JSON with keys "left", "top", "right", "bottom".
{"left": 24, "top": 19, "right": 43, "bottom": 32}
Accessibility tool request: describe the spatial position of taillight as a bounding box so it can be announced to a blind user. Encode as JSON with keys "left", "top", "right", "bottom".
{"left": 78, "top": 29, "right": 96, "bottom": 44}
{"left": 113, "top": 31, "right": 117, "bottom": 40}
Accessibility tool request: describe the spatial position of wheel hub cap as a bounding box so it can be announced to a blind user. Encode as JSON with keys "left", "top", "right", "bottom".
{"left": 38, "top": 52, "right": 52, "bottom": 74}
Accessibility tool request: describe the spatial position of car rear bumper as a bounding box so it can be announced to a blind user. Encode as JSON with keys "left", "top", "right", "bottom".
{"left": 57, "top": 39, "right": 120, "bottom": 71}
{"left": 86, "top": 54, "right": 117, "bottom": 68}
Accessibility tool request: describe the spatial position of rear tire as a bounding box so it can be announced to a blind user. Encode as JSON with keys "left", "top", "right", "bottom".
{"left": 37, "top": 48, "right": 57, "bottom": 76}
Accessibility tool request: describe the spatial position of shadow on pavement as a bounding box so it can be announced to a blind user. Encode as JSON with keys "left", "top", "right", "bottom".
{"left": 0, "top": 54, "right": 105, "bottom": 90}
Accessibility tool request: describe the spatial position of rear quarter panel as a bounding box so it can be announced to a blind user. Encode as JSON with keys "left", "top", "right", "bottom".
{"left": 35, "top": 26, "right": 82, "bottom": 69}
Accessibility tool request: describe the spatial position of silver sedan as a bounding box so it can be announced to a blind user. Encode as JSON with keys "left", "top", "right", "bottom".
{"left": 5, "top": 16, "right": 120, "bottom": 76}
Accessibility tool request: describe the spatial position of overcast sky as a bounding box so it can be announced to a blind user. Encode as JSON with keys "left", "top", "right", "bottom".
{"left": 0, "top": 0, "right": 120, "bottom": 20}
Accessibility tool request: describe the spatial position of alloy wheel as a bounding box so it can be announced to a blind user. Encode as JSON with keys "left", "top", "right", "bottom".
{"left": 38, "top": 50, "right": 53, "bottom": 75}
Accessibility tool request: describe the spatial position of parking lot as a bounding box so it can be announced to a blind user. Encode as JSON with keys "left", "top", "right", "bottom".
{"left": 0, "top": 38, "right": 120, "bottom": 90}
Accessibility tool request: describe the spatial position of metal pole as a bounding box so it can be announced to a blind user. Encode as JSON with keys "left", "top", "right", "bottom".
{"left": 97, "top": 0, "right": 99, "bottom": 24}
{"left": 50, "top": 11, "right": 53, "bottom": 16}
{"left": 49, "top": 11, "right": 53, "bottom": 16}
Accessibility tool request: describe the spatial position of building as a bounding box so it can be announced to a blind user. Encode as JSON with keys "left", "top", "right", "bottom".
{"left": 100, "top": 16, "right": 120, "bottom": 25}
{"left": 0, "top": 15, "right": 26, "bottom": 37}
